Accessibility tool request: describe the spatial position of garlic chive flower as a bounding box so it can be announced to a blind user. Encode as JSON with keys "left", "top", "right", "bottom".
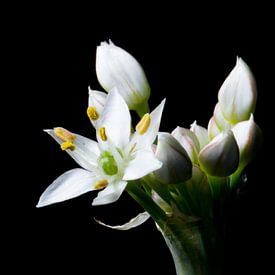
{"left": 37, "top": 89, "right": 165, "bottom": 207}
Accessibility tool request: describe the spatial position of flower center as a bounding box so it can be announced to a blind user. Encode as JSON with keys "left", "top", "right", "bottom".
{"left": 99, "top": 151, "right": 118, "bottom": 176}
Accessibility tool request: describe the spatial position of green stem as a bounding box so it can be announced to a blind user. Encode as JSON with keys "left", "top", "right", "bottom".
{"left": 135, "top": 100, "right": 150, "bottom": 118}
{"left": 126, "top": 181, "right": 167, "bottom": 228}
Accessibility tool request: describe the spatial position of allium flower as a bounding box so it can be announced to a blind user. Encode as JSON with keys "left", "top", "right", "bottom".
{"left": 37, "top": 89, "right": 164, "bottom": 207}
{"left": 37, "top": 46, "right": 262, "bottom": 275}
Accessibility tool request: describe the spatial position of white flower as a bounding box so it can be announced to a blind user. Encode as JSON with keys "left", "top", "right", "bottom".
{"left": 198, "top": 130, "right": 239, "bottom": 177}
{"left": 218, "top": 57, "right": 257, "bottom": 123}
{"left": 37, "top": 89, "right": 165, "bottom": 207}
{"left": 154, "top": 132, "right": 192, "bottom": 184}
{"left": 96, "top": 40, "right": 150, "bottom": 113}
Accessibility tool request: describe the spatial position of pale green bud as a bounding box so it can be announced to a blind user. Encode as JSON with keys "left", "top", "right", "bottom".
{"left": 198, "top": 130, "right": 239, "bottom": 177}
{"left": 155, "top": 132, "right": 192, "bottom": 184}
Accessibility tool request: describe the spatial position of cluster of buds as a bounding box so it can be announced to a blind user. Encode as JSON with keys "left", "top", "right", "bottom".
{"left": 152, "top": 58, "right": 262, "bottom": 190}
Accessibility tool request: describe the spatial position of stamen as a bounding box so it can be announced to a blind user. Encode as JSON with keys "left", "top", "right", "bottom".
{"left": 87, "top": 106, "right": 99, "bottom": 121}
{"left": 136, "top": 113, "right": 151, "bottom": 135}
{"left": 95, "top": 179, "right": 108, "bottom": 190}
{"left": 54, "top": 127, "right": 76, "bottom": 142}
{"left": 99, "top": 127, "right": 107, "bottom": 141}
{"left": 61, "top": 141, "right": 76, "bottom": 151}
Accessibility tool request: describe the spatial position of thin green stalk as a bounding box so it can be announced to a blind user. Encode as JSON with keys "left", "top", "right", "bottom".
{"left": 126, "top": 181, "right": 167, "bottom": 229}
{"left": 136, "top": 100, "right": 150, "bottom": 118}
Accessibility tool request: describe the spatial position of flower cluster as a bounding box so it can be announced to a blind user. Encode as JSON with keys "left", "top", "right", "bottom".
{"left": 37, "top": 41, "right": 261, "bottom": 232}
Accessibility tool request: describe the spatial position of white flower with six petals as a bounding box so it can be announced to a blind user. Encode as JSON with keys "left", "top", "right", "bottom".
{"left": 37, "top": 89, "right": 164, "bottom": 207}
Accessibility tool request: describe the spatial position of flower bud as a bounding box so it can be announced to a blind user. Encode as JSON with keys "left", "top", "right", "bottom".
{"left": 190, "top": 121, "right": 209, "bottom": 149}
{"left": 231, "top": 114, "right": 262, "bottom": 168}
{"left": 198, "top": 130, "right": 239, "bottom": 177}
{"left": 96, "top": 40, "right": 150, "bottom": 112}
{"left": 207, "top": 117, "right": 221, "bottom": 140}
{"left": 218, "top": 57, "right": 257, "bottom": 123}
{"left": 213, "top": 103, "right": 231, "bottom": 130}
{"left": 172, "top": 126, "right": 200, "bottom": 164}
{"left": 155, "top": 132, "right": 192, "bottom": 184}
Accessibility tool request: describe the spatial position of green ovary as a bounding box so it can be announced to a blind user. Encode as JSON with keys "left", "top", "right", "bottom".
{"left": 99, "top": 151, "right": 118, "bottom": 176}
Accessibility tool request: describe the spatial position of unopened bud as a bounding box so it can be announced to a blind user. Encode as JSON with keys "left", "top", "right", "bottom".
{"left": 199, "top": 130, "right": 239, "bottom": 177}
{"left": 155, "top": 133, "right": 192, "bottom": 184}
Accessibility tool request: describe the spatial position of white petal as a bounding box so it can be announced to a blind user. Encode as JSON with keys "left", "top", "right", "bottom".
{"left": 45, "top": 130, "right": 100, "bottom": 171}
{"left": 92, "top": 180, "right": 127, "bottom": 206}
{"left": 213, "top": 103, "right": 231, "bottom": 131}
{"left": 131, "top": 99, "right": 165, "bottom": 151}
{"left": 231, "top": 115, "right": 262, "bottom": 167}
{"left": 207, "top": 117, "right": 221, "bottom": 140}
{"left": 172, "top": 126, "right": 200, "bottom": 163}
{"left": 190, "top": 121, "right": 209, "bottom": 149}
{"left": 88, "top": 88, "right": 107, "bottom": 116}
{"left": 97, "top": 88, "right": 131, "bottom": 149}
{"left": 94, "top": 212, "right": 150, "bottom": 230}
{"left": 123, "top": 149, "right": 162, "bottom": 181}
{"left": 37, "top": 168, "right": 97, "bottom": 207}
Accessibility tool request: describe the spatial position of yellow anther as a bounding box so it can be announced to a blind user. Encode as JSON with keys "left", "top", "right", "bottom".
{"left": 54, "top": 127, "right": 76, "bottom": 142}
{"left": 99, "top": 127, "right": 107, "bottom": 141}
{"left": 136, "top": 113, "right": 151, "bottom": 135}
{"left": 87, "top": 106, "right": 99, "bottom": 121}
{"left": 95, "top": 179, "right": 108, "bottom": 190}
{"left": 61, "top": 141, "right": 76, "bottom": 151}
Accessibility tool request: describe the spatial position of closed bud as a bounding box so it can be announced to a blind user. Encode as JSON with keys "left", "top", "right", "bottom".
{"left": 218, "top": 57, "right": 257, "bottom": 123}
{"left": 232, "top": 114, "right": 262, "bottom": 168}
{"left": 172, "top": 126, "right": 200, "bottom": 164}
{"left": 198, "top": 130, "right": 239, "bottom": 177}
{"left": 96, "top": 40, "right": 150, "bottom": 113}
{"left": 208, "top": 117, "right": 221, "bottom": 140}
{"left": 190, "top": 121, "right": 209, "bottom": 149}
{"left": 155, "top": 132, "right": 192, "bottom": 184}
{"left": 213, "top": 103, "right": 231, "bottom": 130}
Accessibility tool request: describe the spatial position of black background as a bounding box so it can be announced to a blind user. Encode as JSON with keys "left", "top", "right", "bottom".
{"left": 13, "top": 5, "right": 274, "bottom": 275}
